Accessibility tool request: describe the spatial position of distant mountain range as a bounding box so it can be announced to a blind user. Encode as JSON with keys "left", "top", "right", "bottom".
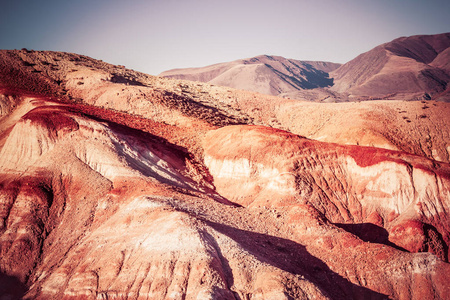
{"left": 160, "top": 33, "right": 450, "bottom": 101}
{"left": 331, "top": 32, "right": 450, "bottom": 101}
{"left": 160, "top": 55, "right": 341, "bottom": 98}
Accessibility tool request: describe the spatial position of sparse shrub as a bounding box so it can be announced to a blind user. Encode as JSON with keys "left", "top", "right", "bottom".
{"left": 77, "top": 81, "right": 84, "bottom": 85}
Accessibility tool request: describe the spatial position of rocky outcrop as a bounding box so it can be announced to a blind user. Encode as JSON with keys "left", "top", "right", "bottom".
{"left": 203, "top": 125, "right": 450, "bottom": 262}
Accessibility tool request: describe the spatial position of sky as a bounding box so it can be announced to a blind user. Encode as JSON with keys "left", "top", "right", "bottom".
{"left": 1, "top": 0, "right": 449, "bottom": 75}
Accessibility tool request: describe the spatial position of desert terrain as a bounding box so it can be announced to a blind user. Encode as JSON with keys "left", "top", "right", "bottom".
{"left": 0, "top": 32, "right": 449, "bottom": 299}
{"left": 161, "top": 33, "right": 450, "bottom": 102}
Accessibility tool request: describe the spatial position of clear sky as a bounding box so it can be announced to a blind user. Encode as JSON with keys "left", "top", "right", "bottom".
{"left": 1, "top": 0, "right": 449, "bottom": 75}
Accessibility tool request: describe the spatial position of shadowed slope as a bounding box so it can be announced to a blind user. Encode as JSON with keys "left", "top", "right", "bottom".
{"left": 331, "top": 33, "right": 450, "bottom": 101}
{"left": 160, "top": 55, "right": 340, "bottom": 97}
{"left": 203, "top": 125, "right": 450, "bottom": 262}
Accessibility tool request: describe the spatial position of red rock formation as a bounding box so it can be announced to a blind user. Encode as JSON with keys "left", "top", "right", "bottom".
{"left": 0, "top": 48, "right": 449, "bottom": 299}
{"left": 203, "top": 125, "right": 450, "bottom": 262}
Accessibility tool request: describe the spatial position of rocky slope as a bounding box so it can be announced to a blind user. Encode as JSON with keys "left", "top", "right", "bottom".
{"left": 3, "top": 49, "right": 448, "bottom": 164}
{"left": 159, "top": 33, "right": 450, "bottom": 102}
{"left": 0, "top": 49, "right": 449, "bottom": 299}
{"left": 204, "top": 125, "right": 450, "bottom": 259}
{"left": 160, "top": 55, "right": 341, "bottom": 100}
{"left": 331, "top": 33, "right": 450, "bottom": 101}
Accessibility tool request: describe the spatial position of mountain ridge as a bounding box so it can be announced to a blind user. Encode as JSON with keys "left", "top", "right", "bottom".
{"left": 160, "top": 54, "right": 341, "bottom": 97}
{"left": 160, "top": 33, "right": 450, "bottom": 101}
{"left": 331, "top": 32, "right": 450, "bottom": 101}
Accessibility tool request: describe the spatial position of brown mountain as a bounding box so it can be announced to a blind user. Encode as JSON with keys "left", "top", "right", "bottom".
{"left": 160, "top": 55, "right": 341, "bottom": 98}
{"left": 1, "top": 49, "right": 450, "bottom": 299}
{"left": 161, "top": 33, "right": 450, "bottom": 102}
{"left": 331, "top": 33, "right": 450, "bottom": 101}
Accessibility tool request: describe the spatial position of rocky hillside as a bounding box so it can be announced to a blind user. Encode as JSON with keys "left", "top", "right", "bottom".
{"left": 160, "top": 33, "right": 450, "bottom": 102}
{"left": 331, "top": 33, "right": 450, "bottom": 101}
{"left": 1, "top": 49, "right": 450, "bottom": 299}
{"left": 160, "top": 55, "right": 341, "bottom": 100}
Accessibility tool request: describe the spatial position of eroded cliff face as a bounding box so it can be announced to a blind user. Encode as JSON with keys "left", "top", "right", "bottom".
{"left": 203, "top": 125, "right": 450, "bottom": 262}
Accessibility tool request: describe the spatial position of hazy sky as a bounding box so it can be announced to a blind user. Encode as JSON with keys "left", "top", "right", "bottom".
{"left": 1, "top": 0, "right": 449, "bottom": 75}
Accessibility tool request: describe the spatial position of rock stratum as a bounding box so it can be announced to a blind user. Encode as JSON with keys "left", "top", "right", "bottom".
{"left": 0, "top": 47, "right": 449, "bottom": 299}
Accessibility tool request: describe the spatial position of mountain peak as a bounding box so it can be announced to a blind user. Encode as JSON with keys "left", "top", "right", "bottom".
{"left": 160, "top": 33, "right": 450, "bottom": 102}
{"left": 331, "top": 32, "right": 450, "bottom": 100}
{"left": 159, "top": 55, "right": 341, "bottom": 97}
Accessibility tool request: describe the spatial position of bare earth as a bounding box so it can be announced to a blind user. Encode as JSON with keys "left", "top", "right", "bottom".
{"left": 160, "top": 33, "right": 450, "bottom": 102}
{"left": 0, "top": 41, "right": 449, "bottom": 300}
{"left": 160, "top": 55, "right": 341, "bottom": 101}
